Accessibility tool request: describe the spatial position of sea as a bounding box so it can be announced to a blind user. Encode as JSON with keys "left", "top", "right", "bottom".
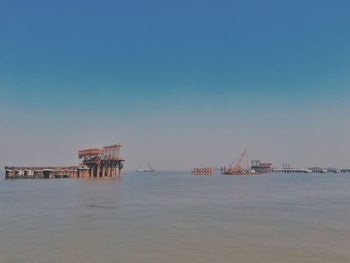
{"left": 1, "top": 171, "right": 350, "bottom": 263}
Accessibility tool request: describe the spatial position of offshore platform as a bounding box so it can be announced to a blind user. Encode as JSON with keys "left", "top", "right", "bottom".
{"left": 5, "top": 144, "right": 124, "bottom": 179}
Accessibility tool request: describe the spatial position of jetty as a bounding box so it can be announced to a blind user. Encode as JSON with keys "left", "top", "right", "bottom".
{"left": 5, "top": 144, "right": 125, "bottom": 179}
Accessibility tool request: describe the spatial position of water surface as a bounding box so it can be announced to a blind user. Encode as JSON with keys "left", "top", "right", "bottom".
{"left": 1, "top": 171, "right": 350, "bottom": 263}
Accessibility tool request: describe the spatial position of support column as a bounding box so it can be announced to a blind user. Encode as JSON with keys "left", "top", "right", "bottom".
{"left": 97, "top": 166, "right": 100, "bottom": 178}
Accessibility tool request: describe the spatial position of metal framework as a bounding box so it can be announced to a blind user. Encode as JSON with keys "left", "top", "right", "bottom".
{"left": 78, "top": 144, "right": 124, "bottom": 178}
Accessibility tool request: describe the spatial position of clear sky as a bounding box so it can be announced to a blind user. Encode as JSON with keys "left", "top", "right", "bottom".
{"left": 1, "top": 0, "right": 350, "bottom": 170}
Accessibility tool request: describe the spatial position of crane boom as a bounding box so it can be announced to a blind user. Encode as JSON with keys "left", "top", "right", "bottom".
{"left": 233, "top": 149, "right": 247, "bottom": 171}
{"left": 222, "top": 149, "right": 255, "bottom": 175}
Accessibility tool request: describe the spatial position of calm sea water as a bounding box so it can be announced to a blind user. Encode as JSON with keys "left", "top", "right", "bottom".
{"left": 1, "top": 171, "right": 350, "bottom": 263}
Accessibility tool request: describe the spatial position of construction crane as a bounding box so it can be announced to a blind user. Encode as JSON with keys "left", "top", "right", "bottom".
{"left": 232, "top": 149, "right": 247, "bottom": 171}
{"left": 222, "top": 149, "right": 254, "bottom": 175}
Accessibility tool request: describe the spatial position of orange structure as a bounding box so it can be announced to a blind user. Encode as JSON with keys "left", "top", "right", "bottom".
{"left": 78, "top": 144, "right": 124, "bottom": 178}
{"left": 5, "top": 144, "right": 125, "bottom": 179}
{"left": 192, "top": 168, "right": 213, "bottom": 175}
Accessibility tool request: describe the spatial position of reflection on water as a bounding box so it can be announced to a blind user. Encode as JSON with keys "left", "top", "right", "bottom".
{"left": 1, "top": 172, "right": 350, "bottom": 263}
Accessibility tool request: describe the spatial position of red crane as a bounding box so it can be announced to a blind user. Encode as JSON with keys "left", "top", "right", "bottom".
{"left": 222, "top": 149, "right": 256, "bottom": 175}
{"left": 222, "top": 149, "right": 249, "bottom": 175}
{"left": 231, "top": 149, "right": 247, "bottom": 171}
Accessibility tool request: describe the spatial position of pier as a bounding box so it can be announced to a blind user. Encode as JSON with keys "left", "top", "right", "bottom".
{"left": 5, "top": 144, "right": 124, "bottom": 179}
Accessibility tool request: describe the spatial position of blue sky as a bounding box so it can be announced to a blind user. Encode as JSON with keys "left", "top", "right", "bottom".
{"left": 1, "top": 0, "right": 350, "bottom": 169}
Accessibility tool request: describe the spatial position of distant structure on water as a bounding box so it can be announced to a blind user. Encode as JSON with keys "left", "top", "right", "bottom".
{"left": 221, "top": 149, "right": 257, "bottom": 175}
{"left": 136, "top": 162, "right": 156, "bottom": 173}
{"left": 250, "top": 160, "right": 273, "bottom": 174}
{"left": 192, "top": 168, "right": 213, "bottom": 175}
{"left": 5, "top": 144, "right": 125, "bottom": 179}
{"left": 219, "top": 149, "right": 350, "bottom": 175}
{"left": 272, "top": 168, "right": 312, "bottom": 173}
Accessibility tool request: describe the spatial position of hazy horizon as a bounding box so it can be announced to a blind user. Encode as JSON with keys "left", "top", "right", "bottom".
{"left": 1, "top": 0, "right": 350, "bottom": 170}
